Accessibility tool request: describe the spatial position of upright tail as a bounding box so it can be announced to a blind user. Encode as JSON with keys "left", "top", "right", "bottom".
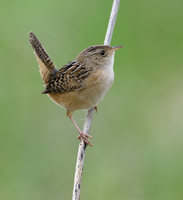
{"left": 29, "top": 32, "right": 57, "bottom": 84}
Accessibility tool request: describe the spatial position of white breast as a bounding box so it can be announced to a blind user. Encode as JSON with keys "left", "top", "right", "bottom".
{"left": 97, "top": 52, "right": 114, "bottom": 100}
{"left": 80, "top": 53, "right": 115, "bottom": 109}
{"left": 102, "top": 53, "right": 115, "bottom": 90}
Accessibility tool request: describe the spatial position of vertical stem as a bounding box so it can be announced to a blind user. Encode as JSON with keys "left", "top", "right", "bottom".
{"left": 72, "top": 1, "right": 120, "bottom": 200}
{"left": 72, "top": 108, "right": 94, "bottom": 200}
{"left": 104, "top": 0, "right": 120, "bottom": 46}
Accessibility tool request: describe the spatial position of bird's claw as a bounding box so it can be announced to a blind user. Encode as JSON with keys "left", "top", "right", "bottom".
{"left": 77, "top": 133, "right": 93, "bottom": 147}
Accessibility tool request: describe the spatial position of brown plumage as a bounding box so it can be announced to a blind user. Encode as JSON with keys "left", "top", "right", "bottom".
{"left": 42, "top": 61, "right": 91, "bottom": 94}
{"left": 29, "top": 32, "right": 122, "bottom": 146}
{"left": 29, "top": 32, "right": 56, "bottom": 85}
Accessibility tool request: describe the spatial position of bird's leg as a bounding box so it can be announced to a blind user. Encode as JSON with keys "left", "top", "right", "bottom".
{"left": 67, "top": 110, "right": 93, "bottom": 147}
{"left": 94, "top": 106, "right": 98, "bottom": 113}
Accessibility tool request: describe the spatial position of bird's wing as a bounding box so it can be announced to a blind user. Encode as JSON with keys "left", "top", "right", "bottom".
{"left": 29, "top": 32, "right": 57, "bottom": 84}
{"left": 42, "top": 60, "right": 92, "bottom": 94}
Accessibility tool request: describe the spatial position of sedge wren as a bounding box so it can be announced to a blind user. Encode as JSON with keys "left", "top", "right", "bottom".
{"left": 29, "top": 32, "right": 122, "bottom": 146}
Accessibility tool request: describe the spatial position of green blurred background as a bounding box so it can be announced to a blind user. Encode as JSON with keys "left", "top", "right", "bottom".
{"left": 0, "top": 0, "right": 183, "bottom": 199}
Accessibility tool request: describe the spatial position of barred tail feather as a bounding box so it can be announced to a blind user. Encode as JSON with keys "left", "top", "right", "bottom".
{"left": 29, "top": 32, "right": 57, "bottom": 84}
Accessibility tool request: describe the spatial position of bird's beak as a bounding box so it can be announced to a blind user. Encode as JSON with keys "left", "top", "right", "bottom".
{"left": 112, "top": 45, "right": 123, "bottom": 51}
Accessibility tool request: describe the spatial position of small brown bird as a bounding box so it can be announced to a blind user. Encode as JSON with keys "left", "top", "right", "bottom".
{"left": 29, "top": 32, "right": 122, "bottom": 146}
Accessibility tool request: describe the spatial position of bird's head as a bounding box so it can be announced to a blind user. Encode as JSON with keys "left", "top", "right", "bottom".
{"left": 76, "top": 45, "right": 122, "bottom": 66}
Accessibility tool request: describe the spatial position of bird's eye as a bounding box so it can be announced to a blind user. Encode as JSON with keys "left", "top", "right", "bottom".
{"left": 100, "top": 50, "right": 105, "bottom": 56}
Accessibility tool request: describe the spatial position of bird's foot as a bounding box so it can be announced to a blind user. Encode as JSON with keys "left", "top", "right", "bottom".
{"left": 94, "top": 106, "right": 98, "bottom": 113}
{"left": 77, "top": 132, "right": 93, "bottom": 147}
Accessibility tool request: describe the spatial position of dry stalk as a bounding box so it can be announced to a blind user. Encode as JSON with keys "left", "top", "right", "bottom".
{"left": 72, "top": 1, "right": 120, "bottom": 199}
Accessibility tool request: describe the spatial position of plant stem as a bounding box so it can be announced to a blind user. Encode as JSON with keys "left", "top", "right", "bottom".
{"left": 72, "top": 1, "right": 120, "bottom": 199}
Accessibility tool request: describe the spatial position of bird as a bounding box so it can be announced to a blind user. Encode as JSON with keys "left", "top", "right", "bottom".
{"left": 29, "top": 32, "right": 122, "bottom": 146}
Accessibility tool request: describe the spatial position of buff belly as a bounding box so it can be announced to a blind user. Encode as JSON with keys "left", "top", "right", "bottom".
{"left": 48, "top": 75, "right": 114, "bottom": 111}
{"left": 48, "top": 56, "right": 115, "bottom": 111}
